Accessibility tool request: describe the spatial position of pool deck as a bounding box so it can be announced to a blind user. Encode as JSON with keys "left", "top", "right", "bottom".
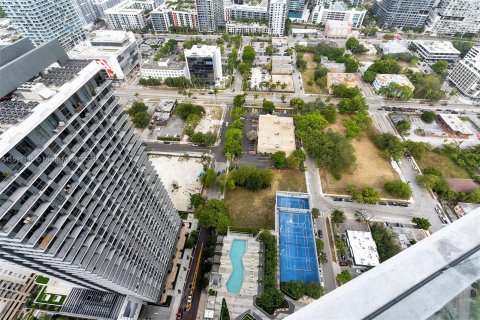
{"left": 212, "top": 231, "right": 262, "bottom": 319}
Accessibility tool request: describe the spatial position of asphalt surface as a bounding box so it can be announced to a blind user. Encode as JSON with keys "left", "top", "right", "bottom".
{"left": 178, "top": 227, "right": 207, "bottom": 320}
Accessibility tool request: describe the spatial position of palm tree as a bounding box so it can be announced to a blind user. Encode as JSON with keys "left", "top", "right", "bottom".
{"left": 281, "top": 83, "right": 287, "bottom": 90}
{"left": 281, "top": 94, "right": 286, "bottom": 103}
{"left": 213, "top": 88, "right": 219, "bottom": 102}
{"left": 276, "top": 80, "right": 281, "bottom": 86}
{"left": 254, "top": 93, "right": 259, "bottom": 100}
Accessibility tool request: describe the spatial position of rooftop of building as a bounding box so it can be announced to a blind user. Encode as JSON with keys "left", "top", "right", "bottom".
{"left": 105, "top": 0, "right": 145, "bottom": 14}
{"left": 380, "top": 40, "right": 409, "bottom": 53}
{"left": 156, "top": 99, "right": 176, "bottom": 113}
{"left": 446, "top": 178, "right": 479, "bottom": 193}
{"left": 327, "top": 72, "right": 359, "bottom": 85}
{"left": 68, "top": 31, "right": 135, "bottom": 58}
{"left": 225, "top": 0, "right": 269, "bottom": 8}
{"left": 184, "top": 45, "right": 219, "bottom": 57}
{"left": 345, "top": 230, "right": 380, "bottom": 267}
{"left": 325, "top": 19, "right": 351, "bottom": 27}
{"left": 374, "top": 73, "right": 414, "bottom": 89}
{"left": 160, "top": 0, "right": 197, "bottom": 12}
{"left": 141, "top": 57, "right": 186, "bottom": 70}
{"left": 0, "top": 59, "right": 101, "bottom": 156}
{"left": 438, "top": 113, "right": 474, "bottom": 135}
{"left": 413, "top": 40, "right": 461, "bottom": 55}
{"left": 257, "top": 114, "right": 296, "bottom": 155}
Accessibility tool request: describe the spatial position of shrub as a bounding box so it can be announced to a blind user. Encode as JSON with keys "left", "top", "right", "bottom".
{"left": 412, "top": 217, "right": 431, "bottom": 230}
{"left": 271, "top": 151, "right": 287, "bottom": 169}
{"left": 176, "top": 103, "right": 205, "bottom": 120}
{"left": 384, "top": 180, "right": 412, "bottom": 198}
{"left": 421, "top": 110, "right": 436, "bottom": 123}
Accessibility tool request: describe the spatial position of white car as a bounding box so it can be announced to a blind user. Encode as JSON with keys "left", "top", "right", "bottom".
{"left": 187, "top": 295, "right": 192, "bottom": 304}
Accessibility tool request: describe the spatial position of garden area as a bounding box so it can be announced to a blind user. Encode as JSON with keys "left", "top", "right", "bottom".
{"left": 224, "top": 170, "right": 306, "bottom": 229}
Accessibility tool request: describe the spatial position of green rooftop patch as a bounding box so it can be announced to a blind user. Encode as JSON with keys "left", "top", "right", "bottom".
{"left": 35, "top": 287, "right": 67, "bottom": 306}
{"left": 35, "top": 275, "right": 49, "bottom": 285}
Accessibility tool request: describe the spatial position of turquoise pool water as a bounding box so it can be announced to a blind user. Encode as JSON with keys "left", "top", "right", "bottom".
{"left": 226, "top": 239, "right": 247, "bottom": 293}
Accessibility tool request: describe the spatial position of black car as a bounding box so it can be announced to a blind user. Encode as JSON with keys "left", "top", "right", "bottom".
{"left": 472, "top": 282, "right": 479, "bottom": 289}
{"left": 333, "top": 197, "right": 343, "bottom": 202}
{"left": 471, "top": 290, "right": 477, "bottom": 298}
{"left": 399, "top": 203, "right": 409, "bottom": 207}
{"left": 318, "top": 230, "right": 323, "bottom": 238}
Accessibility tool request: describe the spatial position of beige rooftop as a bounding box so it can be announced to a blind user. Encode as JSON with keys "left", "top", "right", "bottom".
{"left": 257, "top": 114, "right": 296, "bottom": 156}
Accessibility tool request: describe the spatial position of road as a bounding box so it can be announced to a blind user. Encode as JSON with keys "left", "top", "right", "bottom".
{"left": 178, "top": 227, "right": 207, "bottom": 320}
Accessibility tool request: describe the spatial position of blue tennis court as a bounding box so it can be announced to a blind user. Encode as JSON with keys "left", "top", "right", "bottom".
{"left": 279, "top": 211, "right": 319, "bottom": 284}
{"left": 277, "top": 196, "right": 309, "bottom": 210}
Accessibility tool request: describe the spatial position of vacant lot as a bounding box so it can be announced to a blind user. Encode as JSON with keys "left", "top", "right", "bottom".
{"left": 224, "top": 170, "right": 306, "bottom": 229}
{"left": 300, "top": 53, "right": 326, "bottom": 94}
{"left": 416, "top": 150, "right": 470, "bottom": 179}
{"left": 320, "top": 117, "right": 398, "bottom": 196}
{"left": 271, "top": 74, "right": 295, "bottom": 92}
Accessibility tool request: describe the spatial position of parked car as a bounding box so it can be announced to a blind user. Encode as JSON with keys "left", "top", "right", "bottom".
{"left": 399, "top": 203, "right": 409, "bottom": 207}
{"left": 379, "top": 201, "right": 387, "bottom": 205}
{"left": 187, "top": 295, "right": 192, "bottom": 304}
{"left": 333, "top": 197, "right": 343, "bottom": 202}
{"left": 339, "top": 261, "right": 348, "bottom": 266}
{"left": 318, "top": 230, "right": 323, "bottom": 238}
{"left": 177, "top": 308, "right": 183, "bottom": 320}
{"left": 344, "top": 198, "right": 354, "bottom": 202}
{"left": 471, "top": 290, "right": 477, "bottom": 298}
{"left": 355, "top": 268, "right": 367, "bottom": 274}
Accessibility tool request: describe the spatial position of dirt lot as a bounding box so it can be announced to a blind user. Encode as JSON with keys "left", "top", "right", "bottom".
{"left": 224, "top": 170, "right": 306, "bottom": 229}
{"left": 320, "top": 116, "right": 399, "bottom": 196}
{"left": 416, "top": 150, "right": 470, "bottom": 179}
{"left": 271, "top": 74, "right": 295, "bottom": 92}
{"left": 150, "top": 155, "right": 205, "bottom": 211}
{"left": 300, "top": 53, "right": 326, "bottom": 94}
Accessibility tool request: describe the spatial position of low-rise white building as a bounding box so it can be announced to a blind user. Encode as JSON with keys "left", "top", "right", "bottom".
{"left": 257, "top": 115, "right": 296, "bottom": 155}
{"left": 345, "top": 230, "right": 380, "bottom": 267}
{"left": 437, "top": 113, "right": 474, "bottom": 135}
{"left": 226, "top": 22, "right": 269, "bottom": 35}
{"left": 411, "top": 40, "right": 461, "bottom": 62}
{"left": 373, "top": 74, "right": 415, "bottom": 91}
{"left": 292, "top": 28, "right": 319, "bottom": 36}
{"left": 105, "top": 0, "right": 153, "bottom": 30}
{"left": 380, "top": 41, "right": 410, "bottom": 55}
{"left": 68, "top": 30, "right": 140, "bottom": 79}
{"left": 324, "top": 20, "right": 352, "bottom": 38}
{"left": 312, "top": 2, "right": 366, "bottom": 28}
{"left": 448, "top": 46, "right": 480, "bottom": 100}
{"left": 140, "top": 58, "right": 188, "bottom": 79}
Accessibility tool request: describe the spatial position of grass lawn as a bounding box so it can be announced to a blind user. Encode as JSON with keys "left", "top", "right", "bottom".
{"left": 416, "top": 149, "right": 470, "bottom": 179}
{"left": 300, "top": 53, "right": 327, "bottom": 94}
{"left": 320, "top": 117, "right": 399, "bottom": 197}
{"left": 35, "top": 275, "right": 49, "bottom": 284}
{"left": 224, "top": 170, "right": 307, "bottom": 229}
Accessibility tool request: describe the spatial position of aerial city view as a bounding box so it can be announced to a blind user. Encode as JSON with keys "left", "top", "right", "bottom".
{"left": 0, "top": 0, "right": 480, "bottom": 319}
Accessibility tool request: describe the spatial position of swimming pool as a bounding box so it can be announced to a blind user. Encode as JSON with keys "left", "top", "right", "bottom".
{"left": 226, "top": 239, "right": 247, "bottom": 293}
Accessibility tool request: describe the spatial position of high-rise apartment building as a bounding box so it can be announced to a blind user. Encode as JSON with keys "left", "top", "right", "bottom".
{"left": 0, "top": 0, "right": 86, "bottom": 50}
{"left": 0, "top": 260, "right": 36, "bottom": 320}
{"left": 372, "top": 0, "right": 435, "bottom": 28}
{"left": 151, "top": 2, "right": 199, "bottom": 33}
{"left": 185, "top": 45, "right": 223, "bottom": 84}
{"left": 105, "top": 0, "right": 158, "bottom": 30}
{"left": 288, "top": 0, "right": 306, "bottom": 19}
{"left": 268, "top": 0, "right": 288, "bottom": 36}
{"left": 427, "top": 0, "right": 480, "bottom": 36}
{"left": 312, "top": 1, "right": 366, "bottom": 28}
{"left": 92, "top": 0, "right": 124, "bottom": 18}
{"left": 72, "top": 0, "right": 99, "bottom": 25}
{"left": 195, "top": 0, "right": 225, "bottom": 32}
{"left": 448, "top": 46, "right": 480, "bottom": 100}
{"left": 0, "top": 39, "right": 181, "bottom": 303}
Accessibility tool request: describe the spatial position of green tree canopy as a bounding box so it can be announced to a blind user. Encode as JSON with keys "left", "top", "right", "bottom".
{"left": 384, "top": 180, "right": 412, "bottom": 198}
{"left": 421, "top": 110, "right": 436, "bottom": 123}
{"left": 198, "top": 199, "right": 230, "bottom": 233}
{"left": 262, "top": 100, "right": 275, "bottom": 114}
{"left": 371, "top": 225, "right": 401, "bottom": 262}
{"left": 336, "top": 270, "right": 352, "bottom": 284}
{"left": 242, "top": 46, "right": 256, "bottom": 63}
{"left": 331, "top": 209, "right": 346, "bottom": 224}
{"left": 201, "top": 168, "right": 217, "bottom": 188}
{"left": 412, "top": 217, "right": 431, "bottom": 230}
{"left": 271, "top": 151, "right": 287, "bottom": 169}
{"left": 293, "top": 111, "right": 329, "bottom": 138}
{"left": 374, "top": 133, "right": 405, "bottom": 160}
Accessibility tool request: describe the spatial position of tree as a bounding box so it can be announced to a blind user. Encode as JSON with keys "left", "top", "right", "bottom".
{"left": 384, "top": 180, "right": 412, "bottom": 198}
{"left": 430, "top": 60, "right": 448, "bottom": 76}
{"left": 280, "top": 94, "right": 286, "bottom": 103}
{"left": 412, "top": 217, "right": 431, "bottom": 230}
{"left": 331, "top": 209, "right": 346, "bottom": 224}
{"left": 290, "top": 98, "right": 305, "bottom": 113}
{"left": 370, "top": 225, "right": 401, "bottom": 262}
{"left": 262, "top": 100, "right": 275, "bottom": 114}
{"left": 229, "top": 166, "right": 273, "bottom": 191}
{"left": 452, "top": 40, "right": 474, "bottom": 58}
{"left": 410, "top": 73, "right": 446, "bottom": 101}
{"left": 242, "top": 46, "right": 256, "bottom": 63}
{"left": 337, "top": 95, "right": 368, "bottom": 113}
{"left": 131, "top": 111, "right": 150, "bottom": 128}
{"left": 271, "top": 151, "right": 287, "bottom": 169}
{"left": 293, "top": 111, "right": 329, "bottom": 138}
{"left": 176, "top": 103, "right": 205, "bottom": 120}
{"left": 417, "top": 173, "right": 441, "bottom": 189}
{"left": 190, "top": 193, "right": 205, "bottom": 208}
{"left": 185, "top": 230, "right": 199, "bottom": 248}
{"left": 374, "top": 133, "right": 405, "bottom": 160}
{"left": 320, "top": 105, "right": 337, "bottom": 124}
{"left": 286, "top": 149, "right": 306, "bottom": 169}
{"left": 304, "top": 131, "right": 356, "bottom": 179}
{"left": 363, "top": 70, "right": 376, "bottom": 83}
{"left": 396, "top": 120, "right": 412, "bottom": 134}
{"left": 314, "top": 67, "right": 328, "bottom": 81}
{"left": 221, "top": 298, "right": 231, "bottom": 320}
{"left": 421, "top": 110, "right": 436, "bottom": 123}
{"left": 312, "top": 208, "right": 320, "bottom": 219}
{"left": 349, "top": 186, "right": 380, "bottom": 204}
{"left": 404, "top": 141, "right": 428, "bottom": 160}
{"left": 296, "top": 54, "right": 307, "bottom": 71}
{"left": 217, "top": 174, "right": 235, "bottom": 192}
{"left": 247, "top": 130, "right": 258, "bottom": 141}
{"left": 344, "top": 57, "right": 359, "bottom": 73}
{"left": 336, "top": 270, "right": 352, "bottom": 284}
{"left": 198, "top": 199, "right": 230, "bottom": 233}
{"left": 201, "top": 169, "right": 217, "bottom": 188}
